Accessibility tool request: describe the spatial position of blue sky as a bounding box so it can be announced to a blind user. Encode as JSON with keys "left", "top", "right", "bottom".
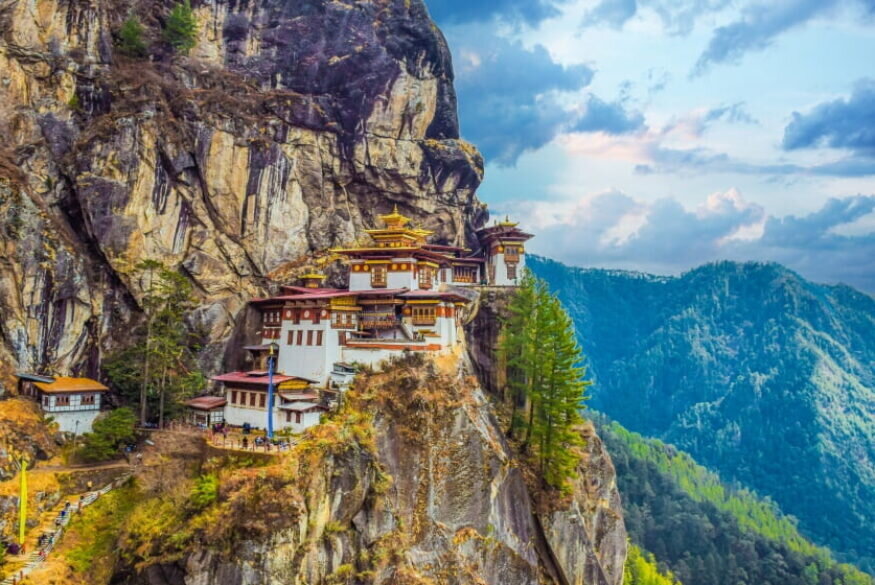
{"left": 425, "top": 0, "right": 875, "bottom": 292}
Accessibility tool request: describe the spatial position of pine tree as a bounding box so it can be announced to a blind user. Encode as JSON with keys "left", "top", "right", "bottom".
{"left": 501, "top": 270, "right": 592, "bottom": 492}
{"left": 104, "top": 262, "right": 205, "bottom": 427}
{"left": 118, "top": 16, "right": 147, "bottom": 57}
{"left": 163, "top": 0, "right": 198, "bottom": 55}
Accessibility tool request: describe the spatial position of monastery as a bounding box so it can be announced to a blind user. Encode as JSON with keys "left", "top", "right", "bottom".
{"left": 211, "top": 208, "right": 533, "bottom": 433}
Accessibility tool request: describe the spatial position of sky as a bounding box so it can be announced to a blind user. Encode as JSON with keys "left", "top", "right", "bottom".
{"left": 425, "top": 0, "right": 875, "bottom": 292}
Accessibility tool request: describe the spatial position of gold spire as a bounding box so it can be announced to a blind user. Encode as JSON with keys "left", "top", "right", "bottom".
{"left": 378, "top": 205, "right": 412, "bottom": 229}
{"left": 499, "top": 215, "right": 519, "bottom": 227}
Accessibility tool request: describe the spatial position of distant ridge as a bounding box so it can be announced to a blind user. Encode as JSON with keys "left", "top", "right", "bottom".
{"left": 531, "top": 255, "right": 875, "bottom": 572}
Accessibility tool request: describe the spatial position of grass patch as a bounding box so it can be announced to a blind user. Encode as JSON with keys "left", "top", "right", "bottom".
{"left": 61, "top": 483, "right": 139, "bottom": 581}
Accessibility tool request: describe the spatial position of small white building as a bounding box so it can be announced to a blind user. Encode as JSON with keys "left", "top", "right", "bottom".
{"left": 16, "top": 373, "right": 109, "bottom": 434}
{"left": 212, "top": 370, "right": 326, "bottom": 434}
{"left": 183, "top": 396, "right": 227, "bottom": 426}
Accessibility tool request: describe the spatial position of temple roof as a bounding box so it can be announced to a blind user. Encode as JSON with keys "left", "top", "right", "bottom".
{"left": 185, "top": 396, "right": 227, "bottom": 410}
{"left": 378, "top": 205, "right": 412, "bottom": 228}
{"left": 33, "top": 377, "right": 108, "bottom": 394}
{"left": 212, "top": 371, "right": 309, "bottom": 386}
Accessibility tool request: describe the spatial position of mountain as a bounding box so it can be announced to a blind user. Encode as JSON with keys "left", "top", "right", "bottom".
{"left": 530, "top": 256, "right": 875, "bottom": 572}
{"left": 598, "top": 417, "right": 872, "bottom": 585}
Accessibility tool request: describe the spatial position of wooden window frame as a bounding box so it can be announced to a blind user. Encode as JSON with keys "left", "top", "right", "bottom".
{"left": 249, "top": 393, "right": 257, "bottom": 407}
{"left": 259, "top": 394, "right": 266, "bottom": 408}
{"left": 316, "top": 330, "right": 323, "bottom": 346}
{"left": 231, "top": 390, "right": 238, "bottom": 405}
{"left": 307, "top": 330, "right": 314, "bottom": 346}
{"left": 371, "top": 265, "right": 387, "bottom": 288}
{"left": 287, "top": 330, "right": 294, "bottom": 345}
{"left": 297, "top": 330, "right": 303, "bottom": 345}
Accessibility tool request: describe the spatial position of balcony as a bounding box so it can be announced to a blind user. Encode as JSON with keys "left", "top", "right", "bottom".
{"left": 360, "top": 313, "right": 397, "bottom": 329}
{"left": 412, "top": 317, "right": 436, "bottom": 326}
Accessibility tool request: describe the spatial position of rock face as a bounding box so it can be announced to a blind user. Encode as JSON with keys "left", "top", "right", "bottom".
{"left": 113, "top": 354, "right": 626, "bottom": 585}
{"left": 0, "top": 0, "right": 485, "bottom": 386}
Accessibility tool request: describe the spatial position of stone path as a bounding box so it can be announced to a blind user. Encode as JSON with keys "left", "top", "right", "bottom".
{"left": 0, "top": 474, "right": 131, "bottom": 585}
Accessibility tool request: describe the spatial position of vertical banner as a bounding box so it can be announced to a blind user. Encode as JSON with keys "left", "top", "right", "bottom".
{"left": 19, "top": 458, "right": 27, "bottom": 545}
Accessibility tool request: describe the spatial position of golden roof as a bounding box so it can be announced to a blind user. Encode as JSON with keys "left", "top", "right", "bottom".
{"left": 498, "top": 215, "right": 519, "bottom": 227}
{"left": 299, "top": 273, "right": 326, "bottom": 280}
{"left": 379, "top": 205, "right": 412, "bottom": 228}
{"left": 34, "top": 377, "right": 109, "bottom": 394}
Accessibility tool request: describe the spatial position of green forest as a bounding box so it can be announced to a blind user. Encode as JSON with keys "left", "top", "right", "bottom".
{"left": 530, "top": 256, "right": 875, "bottom": 571}
{"left": 600, "top": 418, "right": 872, "bottom": 585}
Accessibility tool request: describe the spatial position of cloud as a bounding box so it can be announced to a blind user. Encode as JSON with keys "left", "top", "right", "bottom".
{"left": 561, "top": 109, "right": 875, "bottom": 178}
{"left": 582, "top": 0, "right": 732, "bottom": 35}
{"left": 704, "top": 102, "right": 758, "bottom": 126}
{"left": 424, "top": 0, "right": 568, "bottom": 26}
{"left": 573, "top": 95, "right": 647, "bottom": 134}
{"left": 514, "top": 191, "right": 875, "bottom": 291}
{"left": 447, "top": 26, "right": 594, "bottom": 165}
{"left": 692, "top": 0, "right": 833, "bottom": 75}
{"left": 783, "top": 79, "right": 875, "bottom": 155}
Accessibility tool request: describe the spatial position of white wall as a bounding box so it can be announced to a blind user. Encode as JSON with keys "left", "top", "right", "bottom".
{"left": 349, "top": 271, "right": 371, "bottom": 291}
{"left": 273, "top": 316, "right": 339, "bottom": 385}
{"left": 488, "top": 252, "right": 524, "bottom": 286}
{"left": 52, "top": 410, "right": 101, "bottom": 434}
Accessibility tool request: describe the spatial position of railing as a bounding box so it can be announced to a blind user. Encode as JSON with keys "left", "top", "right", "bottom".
{"left": 360, "top": 317, "right": 397, "bottom": 329}
{"left": 412, "top": 317, "right": 436, "bottom": 325}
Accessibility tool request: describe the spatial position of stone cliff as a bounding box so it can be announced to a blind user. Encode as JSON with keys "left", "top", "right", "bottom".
{"left": 1, "top": 2, "right": 627, "bottom": 583}
{"left": 106, "top": 353, "right": 625, "bottom": 585}
{"left": 0, "top": 0, "right": 485, "bottom": 386}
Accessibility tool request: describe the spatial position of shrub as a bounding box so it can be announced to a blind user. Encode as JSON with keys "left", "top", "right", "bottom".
{"left": 163, "top": 0, "right": 198, "bottom": 54}
{"left": 189, "top": 473, "right": 219, "bottom": 510}
{"left": 118, "top": 17, "right": 147, "bottom": 57}
{"left": 78, "top": 408, "right": 137, "bottom": 462}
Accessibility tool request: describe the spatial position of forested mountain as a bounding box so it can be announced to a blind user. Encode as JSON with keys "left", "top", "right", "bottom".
{"left": 530, "top": 256, "right": 875, "bottom": 572}
{"left": 598, "top": 418, "right": 872, "bottom": 585}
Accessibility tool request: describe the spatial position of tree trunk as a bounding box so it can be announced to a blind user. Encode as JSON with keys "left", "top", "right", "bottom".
{"left": 140, "top": 319, "right": 151, "bottom": 426}
{"left": 158, "top": 366, "right": 167, "bottom": 430}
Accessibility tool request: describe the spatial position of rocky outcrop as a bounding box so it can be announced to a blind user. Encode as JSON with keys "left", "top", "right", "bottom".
{"left": 112, "top": 352, "right": 625, "bottom": 585}
{"left": 0, "top": 0, "right": 486, "bottom": 386}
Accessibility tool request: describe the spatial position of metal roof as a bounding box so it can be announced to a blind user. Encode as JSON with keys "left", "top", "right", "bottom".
{"left": 33, "top": 377, "right": 108, "bottom": 393}
{"left": 185, "top": 396, "right": 227, "bottom": 410}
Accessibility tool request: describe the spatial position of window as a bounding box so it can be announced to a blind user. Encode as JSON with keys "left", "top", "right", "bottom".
{"left": 295, "top": 412, "right": 302, "bottom": 424}
{"left": 313, "top": 310, "right": 321, "bottom": 324}
{"left": 418, "top": 267, "right": 433, "bottom": 289}
{"left": 297, "top": 330, "right": 303, "bottom": 345}
{"left": 56, "top": 395, "right": 70, "bottom": 406}
{"left": 371, "top": 265, "right": 387, "bottom": 287}
{"left": 412, "top": 306, "right": 436, "bottom": 325}
{"left": 81, "top": 394, "right": 95, "bottom": 405}
{"left": 293, "top": 309, "right": 300, "bottom": 324}
{"left": 307, "top": 330, "right": 314, "bottom": 345}
{"left": 316, "top": 331, "right": 323, "bottom": 346}
{"left": 453, "top": 266, "right": 477, "bottom": 283}
{"left": 338, "top": 331, "right": 347, "bottom": 346}
{"left": 507, "top": 263, "right": 517, "bottom": 280}
{"left": 288, "top": 330, "right": 294, "bottom": 345}
{"left": 259, "top": 394, "right": 266, "bottom": 408}
{"left": 249, "top": 393, "right": 257, "bottom": 407}
{"left": 43, "top": 396, "right": 50, "bottom": 407}
{"left": 505, "top": 246, "right": 520, "bottom": 261}
{"left": 231, "top": 391, "right": 238, "bottom": 404}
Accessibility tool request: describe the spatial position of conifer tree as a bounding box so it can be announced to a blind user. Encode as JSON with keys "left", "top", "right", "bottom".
{"left": 501, "top": 270, "right": 592, "bottom": 491}
{"left": 163, "top": 0, "right": 198, "bottom": 55}
{"left": 104, "top": 262, "right": 205, "bottom": 427}
{"left": 118, "top": 16, "right": 147, "bottom": 57}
